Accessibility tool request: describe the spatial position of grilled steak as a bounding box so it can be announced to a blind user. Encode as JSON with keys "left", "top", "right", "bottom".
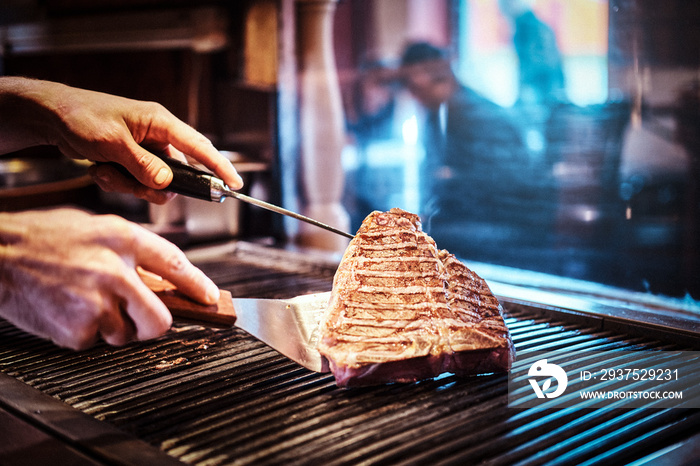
{"left": 318, "top": 208, "right": 514, "bottom": 387}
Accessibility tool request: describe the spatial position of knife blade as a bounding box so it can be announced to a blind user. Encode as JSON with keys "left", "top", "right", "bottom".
{"left": 140, "top": 271, "right": 330, "bottom": 372}
{"left": 100, "top": 156, "right": 355, "bottom": 240}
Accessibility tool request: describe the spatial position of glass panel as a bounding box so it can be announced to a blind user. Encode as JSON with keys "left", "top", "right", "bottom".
{"left": 338, "top": 0, "right": 699, "bottom": 299}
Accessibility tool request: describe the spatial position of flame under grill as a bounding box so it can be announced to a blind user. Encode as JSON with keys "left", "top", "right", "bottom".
{"left": 1, "top": 243, "right": 698, "bottom": 465}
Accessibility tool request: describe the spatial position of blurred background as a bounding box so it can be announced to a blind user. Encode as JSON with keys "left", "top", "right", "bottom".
{"left": 0, "top": 0, "right": 698, "bottom": 300}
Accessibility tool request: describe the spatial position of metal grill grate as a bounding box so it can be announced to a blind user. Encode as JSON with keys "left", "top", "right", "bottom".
{"left": 1, "top": 242, "right": 699, "bottom": 465}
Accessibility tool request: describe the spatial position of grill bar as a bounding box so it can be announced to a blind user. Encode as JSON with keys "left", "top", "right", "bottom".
{"left": 1, "top": 242, "right": 698, "bottom": 465}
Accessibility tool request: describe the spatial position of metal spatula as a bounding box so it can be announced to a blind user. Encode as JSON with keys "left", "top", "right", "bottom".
{"left": 140, "top": 272, "right": 330, "bottom": 372}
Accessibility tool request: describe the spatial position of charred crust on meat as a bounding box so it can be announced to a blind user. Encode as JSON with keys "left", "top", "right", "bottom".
{"left": 318, "top": 208, "right": 514, "bottom": 388}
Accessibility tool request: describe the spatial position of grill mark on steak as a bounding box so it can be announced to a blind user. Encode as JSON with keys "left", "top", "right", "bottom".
{"left": 318, "top": 208, "right": 513, "bottom": 387}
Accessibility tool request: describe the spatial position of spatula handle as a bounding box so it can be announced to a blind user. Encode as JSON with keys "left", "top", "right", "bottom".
{"left": 139, "top": 271, "right": 237, "bottom": 326}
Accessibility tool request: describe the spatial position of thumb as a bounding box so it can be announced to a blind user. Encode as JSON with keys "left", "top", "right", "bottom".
{"left": 121, "top": 144, "right": 173, "bottom": 190}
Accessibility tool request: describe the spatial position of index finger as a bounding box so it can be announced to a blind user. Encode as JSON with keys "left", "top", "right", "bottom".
{"left": 130, "top": 224, "right": 220, "bottom": 305}
{"left": 157, "top": 115, "right": 244, "bottom": 190}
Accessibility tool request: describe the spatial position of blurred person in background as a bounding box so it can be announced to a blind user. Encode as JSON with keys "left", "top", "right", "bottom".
{"left": 399, "top": 42, "right": 529, "bottom": 261}
{"left": 343, "top": 58, "right": 402, "bottom": 228}
{"left": 346, "top": 58, "right": 400, "bottom": 146}
{"left": 498, "top": 0, "right": 566, "bottom": 107}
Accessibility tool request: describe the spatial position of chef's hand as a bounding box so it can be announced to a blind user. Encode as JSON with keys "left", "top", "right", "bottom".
{"left": 0, "top": 77, "right": 243, "bottom": 204}
{"left": 0, "top": 208, "right": 220, "bottom": 350}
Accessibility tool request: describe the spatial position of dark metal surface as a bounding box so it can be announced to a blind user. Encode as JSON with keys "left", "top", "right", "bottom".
{"left": 1, "top": 242, "right": 699, "bottom": 465}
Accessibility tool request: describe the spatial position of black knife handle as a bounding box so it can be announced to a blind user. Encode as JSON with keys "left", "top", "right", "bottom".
{"left": 156, "top": 156, "right": 215, "bottom": 201}
{"left": 99, "top": 155, "right": 216, "bottom": 202}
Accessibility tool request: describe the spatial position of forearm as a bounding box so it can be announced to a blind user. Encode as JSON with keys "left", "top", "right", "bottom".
{"left": 0, "top": 211, "right": 39, "bottom": 338}
{"left": 0, "top": 77, "right": 63, "bottom": 154}
{"left": 0, "top": 76, "right": 242, "bottom": 196}
{"left": 0, "top": 213, "right": 13, "bottom": 315}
